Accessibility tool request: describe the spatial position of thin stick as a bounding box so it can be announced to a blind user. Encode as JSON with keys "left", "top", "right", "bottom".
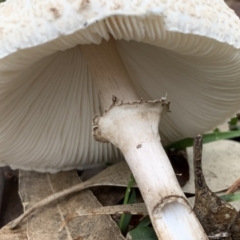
{"left": 6, "top": 179, "right": 111, "bottom": 230}
{"left": 193, "top": 134, "right": 207, "bottom": 192}
{"left": 226, "top": 178, "right": 240, "bottom": 194}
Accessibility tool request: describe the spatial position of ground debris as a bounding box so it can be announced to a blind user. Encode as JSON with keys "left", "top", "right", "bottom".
{"left": 193, "top": 135, "right": 240, "bottom": 239}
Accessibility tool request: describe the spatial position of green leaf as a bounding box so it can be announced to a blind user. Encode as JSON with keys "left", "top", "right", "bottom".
{"left": 220, "top": 193, "right": 240, "bottom": 202}
{"left": 127, "top": 227, "right": 157, "bottom": 240}
{"left": 229, "top": 117, "right": 238, "bottom": 126}
{"left": 165, "top": 131, "right": 240, "bottom": 150}
{"left": 228, "top": 117, "right": 239, "bottom": 130}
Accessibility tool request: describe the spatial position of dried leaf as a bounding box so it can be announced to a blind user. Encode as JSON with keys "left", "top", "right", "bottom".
{"left": 0, "top": 233, "right": 27, "bottom": 240}
{"left": 193, "top": 135, "right": 239, "bottom": 238}
{"left": 188, "top": 195, "right": 240, "bottom": 212}
{"left": 12, "top": 170, "right": 125, "bottom": 240}
{"left": 86, "top": 161, "right": 133, "bottom": 186}
{"left": 228, "top": 211, "right": 240, "bottom": 240}
{"left": 183, "top": 140, "right": 240, "bottom": 194}
{"left": 76, "top": 203, "right": 148, "bottom": 217}
{"left": 8, "top": 162, "right": 134, "bottom": 229}
{"left": 0, "top": 227, "right": 27, "bottom": 240}
{"left": 90, "top": 186, "right": 126, "bottom": 206}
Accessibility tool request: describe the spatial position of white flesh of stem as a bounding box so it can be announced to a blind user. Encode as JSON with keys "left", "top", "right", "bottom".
{"left": 80, "top": 37, "right": 138, "bottom": 112}
{"left": 81, "top": 38, "right": 207, "bottom": 240}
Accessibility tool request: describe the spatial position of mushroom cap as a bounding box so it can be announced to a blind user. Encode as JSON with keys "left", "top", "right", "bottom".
{"left": 0, "top": 0, "right": 240, "bottom": 172}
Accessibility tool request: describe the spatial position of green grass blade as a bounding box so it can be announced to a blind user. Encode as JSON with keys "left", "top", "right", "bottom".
{"left": 165, "top": 131, "right": 240, "bottom": 150}
{"left": 220, "top": 193, "right": 240, "bottom": 202}
{"left": 137, "top": 216, "right": 151, "bottom": 227}
{"left": 119, "top": 175, "right": 136, "bottom": 234}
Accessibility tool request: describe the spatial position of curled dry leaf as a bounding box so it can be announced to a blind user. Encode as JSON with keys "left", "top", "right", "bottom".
{"left": 193, "top": 135, "right": 240, "bottom": 239}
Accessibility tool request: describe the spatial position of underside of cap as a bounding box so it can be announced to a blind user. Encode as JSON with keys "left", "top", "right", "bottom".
{"left": 0, "top": 0, "right": 240, "bottom": 171}
{"left": 0, "top": 0, "right": 240, "bottom": 60}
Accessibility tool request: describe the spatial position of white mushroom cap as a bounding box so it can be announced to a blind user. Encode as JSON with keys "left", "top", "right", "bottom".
{"left": 0, "top": 0, "right": 240, "bottom": 172}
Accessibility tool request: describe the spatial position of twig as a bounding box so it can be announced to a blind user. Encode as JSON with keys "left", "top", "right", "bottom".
{"left": 6, "top": 180, "right": 107, "bottom": 229}
{"left": 226, "top": 178, "right": 240, "bottom": 194}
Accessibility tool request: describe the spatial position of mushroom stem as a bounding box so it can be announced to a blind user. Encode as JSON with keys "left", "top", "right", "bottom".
{"left": 80, "top": 37, "right": 138, "bottom": 112}
{"left": 81, "top": 38, "right": 207, "bottom": 239}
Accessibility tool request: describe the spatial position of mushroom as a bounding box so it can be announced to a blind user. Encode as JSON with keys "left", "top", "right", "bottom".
{"left": 1, "top": 0, "right": 240, "bottom": 239}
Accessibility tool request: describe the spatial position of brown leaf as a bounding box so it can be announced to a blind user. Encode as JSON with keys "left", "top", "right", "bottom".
{"left": 0, "top": 226, "right": 27, "bottom": 240}
{"left": 7, "top": 162, "right": 134, "bottom": 229}
{"left": 228, "top": 211, "right": 240, "bottom": 239}
{"left": 11, "top": 170, "right": 125, "bottom": 240}
{"left": 90, "top": 186, "right": 126, "bottom": 206}
{"left": 193, "top": 135, "right": 239, "bottom": 238}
